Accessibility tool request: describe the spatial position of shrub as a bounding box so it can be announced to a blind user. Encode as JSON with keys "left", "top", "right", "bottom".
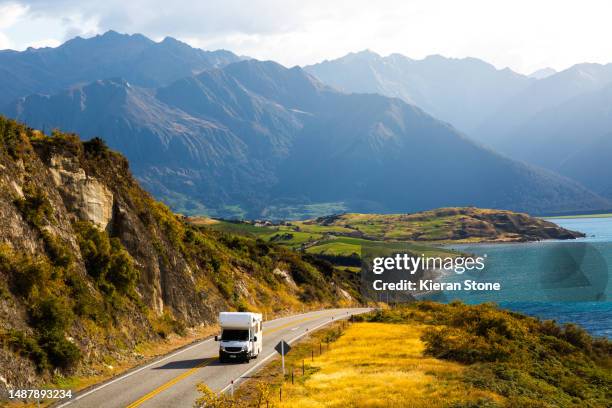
{"left": 0, "top": 246, "right": 52, "bottom": 298}
{"left": 1, "top": 329, "right": 49, "bottom": 372}
{"left": 29, "top": 296, "right": 73, "bottom": 337}
{"left": 359, "top": 302, "right": 611, "bottom": 407}
{"left": 29, "top": 296, "right": 81, "bottom": 371}
{"left": 40, "top": 334, "right": 81, "bottom": 371}
{"left": 150, "top": 311, "right": 186, "bottom": 338}
{"left": 75, "top": 221, "right": 139, "bottom": 296}
{"left": 41, "top": 230, "right": 72, "bottom": 267}
{"left": 83, "top": 137, "right": 109, "bottom": 157}
{"left": 14, "top": 184, "right": 53, "bottom": 228}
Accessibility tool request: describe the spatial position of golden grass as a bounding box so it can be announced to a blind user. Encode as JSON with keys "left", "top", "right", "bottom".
{"left": 277, "top": 323, "right": 503, "bottom": 407}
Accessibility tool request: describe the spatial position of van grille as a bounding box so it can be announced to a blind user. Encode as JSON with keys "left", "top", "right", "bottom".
{"left": 225, "top": 347, "right": 243, "bottom": 352}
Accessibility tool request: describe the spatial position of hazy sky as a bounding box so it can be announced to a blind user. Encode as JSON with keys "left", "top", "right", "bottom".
{"left": 1, "top": 0, "right": 611, "bottom": 74}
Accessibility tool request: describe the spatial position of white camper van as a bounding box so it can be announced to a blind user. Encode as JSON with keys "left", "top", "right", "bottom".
{"left": 215, "top": 312, "right": 263, "bottom": 363}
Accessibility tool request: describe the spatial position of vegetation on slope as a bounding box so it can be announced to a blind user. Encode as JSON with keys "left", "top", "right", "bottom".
{"left": 196, "top": 206, "right": 582, "bottom": 273}
{"left": 0, "top": 116, "right": 358, "bottom": 397}
{"left": 222, "top": 303, "right": 610, "bottom": 408}
{"left": 310, "top": 208, "right": 585, "bottom": 242}
{"left": 358, "top": 303, "right": 611, "bottom": 407}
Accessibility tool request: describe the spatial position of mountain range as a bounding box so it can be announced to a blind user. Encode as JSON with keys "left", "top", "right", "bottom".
{"left": 305, "top": 50, "right": 535, "bottom": 135}
{"left": 1, "top": 32, "right": 610, "bottom": 218}
{"left": 306, "top": 52, "right": 612, "bottom": 201}
{"left": 0, "top": 30, "right": 240, "bottom": 107}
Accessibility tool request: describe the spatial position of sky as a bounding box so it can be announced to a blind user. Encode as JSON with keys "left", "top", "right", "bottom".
{"left": 1, "top": 0, "right": 611, "bottom": 74}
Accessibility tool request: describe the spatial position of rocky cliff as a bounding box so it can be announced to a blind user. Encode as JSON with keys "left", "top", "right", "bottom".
{"left": 0, "top": 117, "right": 355, "bottom": 398}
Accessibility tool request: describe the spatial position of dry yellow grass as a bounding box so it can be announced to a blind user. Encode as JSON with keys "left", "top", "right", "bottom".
{"left": 277, "top": 323, "right": 503, "bottom": 408}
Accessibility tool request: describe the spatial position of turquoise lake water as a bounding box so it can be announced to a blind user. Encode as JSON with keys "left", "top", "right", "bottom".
{"left": 440, "top": 217, "right": 612, "bottom": 338}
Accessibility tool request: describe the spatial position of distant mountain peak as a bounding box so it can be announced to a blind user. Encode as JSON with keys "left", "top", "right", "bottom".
{"left": 0, "top": 31, "right": 241, "bottom": 106}
{"left": 161, "top": 36, "right": 183, "bottom": 45}
{"left": 528, "top": 67, "right": 557, "bottom": 79}
{"left": 345, "top": 49, "right": 381, "bottom": 60}
{"left": 101, "top": 29, "right": 122, "bottom": 37}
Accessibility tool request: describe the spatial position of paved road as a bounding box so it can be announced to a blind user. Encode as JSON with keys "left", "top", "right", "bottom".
{"left": 55, "top": 308, "right": 371, "bottom": 408}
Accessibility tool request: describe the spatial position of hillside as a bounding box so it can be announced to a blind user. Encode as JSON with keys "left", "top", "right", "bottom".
{"left": 305, "top": 51, "right": 534, "bottom": 134}
{"left": 474, "top": 62, "right": 612, "bottom": 146}
{"left": 559, "top": 133, "right": 612, "bottom": 199}
{"left": 229, "top": 303, "right": 611, "bottom": 408}
{"left": 5, "top": 57, "right": 610, "bottom": 218}
{"left": 0, "top": 117, "right": 356, "bottom": 398}
{"left": 309, "top": 208, "right": 585, "bottom": 242}
{"left": 200, "top": 208, "right": 583, "bottom": 275}
{"left": 488, "top": 83, "right": 612, "bottom": 170}
{"left": 0, "top": 30, "right": 240, "bottom": 107}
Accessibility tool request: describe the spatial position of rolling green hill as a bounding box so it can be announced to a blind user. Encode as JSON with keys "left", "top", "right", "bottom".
{"left": 194, "top": 207, "right": 582, "bottom": 271}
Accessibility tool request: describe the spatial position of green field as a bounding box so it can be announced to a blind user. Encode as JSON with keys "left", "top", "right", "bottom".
{"left": 192, "top": 207, "right": 571, "bottom": 270}
{"left": 196, "top": 217, "right": 460, "bottom": 266}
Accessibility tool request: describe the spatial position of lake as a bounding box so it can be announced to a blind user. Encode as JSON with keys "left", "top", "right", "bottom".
{"left": 439, "top": 216, "right": 612, "bottom": 338}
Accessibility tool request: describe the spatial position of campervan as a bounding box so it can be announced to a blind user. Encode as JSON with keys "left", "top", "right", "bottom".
{"left": 215, "top": 312, "right": 263, "bottom": 363}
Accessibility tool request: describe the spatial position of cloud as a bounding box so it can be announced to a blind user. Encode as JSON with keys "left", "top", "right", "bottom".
{"left": 0, "top": 2, "right": 27, "bottom": 28}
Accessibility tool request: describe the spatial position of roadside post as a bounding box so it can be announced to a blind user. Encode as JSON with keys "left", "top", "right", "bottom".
{"left": 274, "top": 340, "right": 291, "bottom": 376}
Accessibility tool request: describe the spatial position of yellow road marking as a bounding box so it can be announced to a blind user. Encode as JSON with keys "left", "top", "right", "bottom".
{"left": 125, "top": 358, "right": 214, "bottom": 408}
{"left": 124, "top": 312, "right": 337, "bottom": 407}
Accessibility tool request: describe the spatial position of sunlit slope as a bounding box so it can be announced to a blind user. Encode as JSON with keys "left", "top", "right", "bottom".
{"left": 277, "top": 322, "right": 503, "bottom": 407}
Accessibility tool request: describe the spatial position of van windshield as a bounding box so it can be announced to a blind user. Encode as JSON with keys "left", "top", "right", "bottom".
{"left": 221, "top": 329, "right": 249, "bottom": 341}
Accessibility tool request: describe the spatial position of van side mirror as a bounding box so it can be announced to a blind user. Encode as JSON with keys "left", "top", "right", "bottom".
{"left": 252, "top": 336, "right": 257, "bottom": 342}
{"left": 214, "top": 335, "right": 219, "bottom": 341}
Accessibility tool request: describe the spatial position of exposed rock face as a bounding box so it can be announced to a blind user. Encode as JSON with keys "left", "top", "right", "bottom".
{"left": 273, "top": 268, "right": 298, "bottom": 290}
{"left": 49, "top": 155, "right": 114, "bottom": 230}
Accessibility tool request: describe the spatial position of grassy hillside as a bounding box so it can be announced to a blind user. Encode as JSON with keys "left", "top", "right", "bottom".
{"left": 194, "top": 207, "right": 582, "bottom": 272}
{"left": 308, "top": 208, "right": 584, "bottom": 242}
{"left": 0, "top": 116, "right": 358, "bottom": 399}
{"left": 227, "top": 303, "right": 611, "bottom": 408}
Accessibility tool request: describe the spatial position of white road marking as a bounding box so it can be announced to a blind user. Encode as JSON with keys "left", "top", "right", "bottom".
{"left": 55, "top": 338, "right": 214, "bottom": 408}
{"left": 219, "top": 310, "right": 365, "bottom": 393}
{"left": 53, "top": 310, "right": 326, "bottom": 407}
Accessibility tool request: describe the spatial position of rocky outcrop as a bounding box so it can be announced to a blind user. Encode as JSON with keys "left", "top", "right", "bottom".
{"left": 49, "top": 154, "right": 114, "bottom": 230}
{"left": 0, "top": 117, "right": 353, "bottom": 399}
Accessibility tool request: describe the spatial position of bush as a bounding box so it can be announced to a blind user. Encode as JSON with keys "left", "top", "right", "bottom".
{"left": 150, "top": 311, "right": 186, "bottom": 338}
{"left": 14, "top": 184, "right": 53, "bottom": 228}
{"left": 83, "top": 137, "right": 109, "bottom": 157}
{"left": 40, "top": 334, "right": 81, "bottom": 371}
{"left": 41, "top": 230, "right": 72, "bottom": 267}
{"left": 359, "top": 302, "right": 611, "bottom": 407}
{"left": 75, "top": 221, "right": 139, "bottom": 296}
{"left": 1, "top": 329, "right": 49, "bottom": 372}
{"left": 29, "top": 296, "right": 73, "bottom": 337}
{"left": 29, "top": 296, "right": 81, "bottom": 371}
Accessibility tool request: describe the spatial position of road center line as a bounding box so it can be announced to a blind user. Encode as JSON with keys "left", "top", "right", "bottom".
{"left": 122, "top": 312, "right": 335, "bottom": 407}
{"left": 125, "top": 358, "right": 215, "bottom": 408}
